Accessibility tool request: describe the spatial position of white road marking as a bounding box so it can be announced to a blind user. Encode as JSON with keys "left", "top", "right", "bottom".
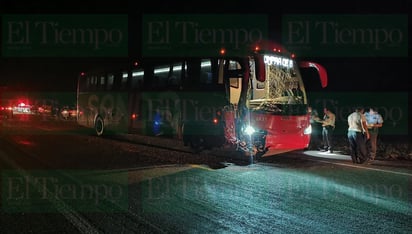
{"left": 303, "top": 150, "right": 412, "bottom": 177}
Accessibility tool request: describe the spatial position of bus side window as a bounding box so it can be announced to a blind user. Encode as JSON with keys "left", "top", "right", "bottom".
{"left": 99, "top": 75, "right": 106, "bottom": 91}
{"left": 200, "top": 59, "right": 212, "bottom": 84}
{"left": 120, "top": 72, "right": 128, "bottom": 90}
{"left": 252, "top": 59, "right": 266, "bottom": 100}
{"left": 89, "top": 76, "right": 94, "bottom": 91}
{"left": 86, "top": 75, "right": 101, "bottom": 91}
{"left": 185, "top": 59, "right": 201, "bottom": 90}
{"left": 107, "top": 74, "right": 114, "bottom": 91}
{"left": 168, "top": 62, "right": 183, "bottom": 89}
{"left": 87, "top": 76, "right": 93, "bottom": 91}
{"left": 131, "top": 69, "right": 144, "bottom": 90}
{"left": 226, "top": 60, "right": 243, "bottom": 78}
{"left": 153, "top": 65, "right": 170, "bottom": 89}
{"left": 111, "top": 72, "right": 126, "bottom": 91}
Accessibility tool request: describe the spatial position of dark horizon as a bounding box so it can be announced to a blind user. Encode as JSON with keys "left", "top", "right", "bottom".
{"left": 0, "top": 0, "right": 410, "bottom": 93}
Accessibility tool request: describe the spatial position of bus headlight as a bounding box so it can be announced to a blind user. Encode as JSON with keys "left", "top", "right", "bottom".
{"left": 304, "top": 125, "right": 312, "bottom": 135}
{"left": 244, "top": 125, "right": 256, "bottom": 135}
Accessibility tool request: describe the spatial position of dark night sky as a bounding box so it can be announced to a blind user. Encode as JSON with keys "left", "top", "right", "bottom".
{"left": 0, "top": 0, "right": 410, "bottom": 93}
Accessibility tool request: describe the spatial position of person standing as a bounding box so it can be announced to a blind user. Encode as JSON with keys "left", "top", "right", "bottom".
{"left": 308, "top": 106, "right": 322, "bottom": 150}
{"left": 318, "top": 106, "right": 336, "bottom": 153}
{"left": 364, "top": 107, "right": 384, "bottom": 161}
{"left": 347, "top": 106, "right": 370, "bottom": 164}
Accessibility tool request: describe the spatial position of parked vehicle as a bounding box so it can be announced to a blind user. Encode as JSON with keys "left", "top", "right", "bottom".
{"left": 60, "top": 105, "right": 77, "bottom": 120}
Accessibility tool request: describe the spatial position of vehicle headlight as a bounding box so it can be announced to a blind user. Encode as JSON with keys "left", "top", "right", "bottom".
{"left": 304, "top": 125, "right": 312, "bottom": 135}
{"left": 244, "top": 125, "right": 255, "bottom": 135}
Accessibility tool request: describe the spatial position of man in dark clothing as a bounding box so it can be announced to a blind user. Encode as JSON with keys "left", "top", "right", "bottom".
{"left": 318, "top": 107, "right": 336, "bottom": 153}
{"left": 308, "top": 106, "right": 322, "bottom": 150}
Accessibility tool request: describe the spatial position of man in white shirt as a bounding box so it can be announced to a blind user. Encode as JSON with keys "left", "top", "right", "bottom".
{"left": 347, "top": 107, "right": 370, "bottom": 164}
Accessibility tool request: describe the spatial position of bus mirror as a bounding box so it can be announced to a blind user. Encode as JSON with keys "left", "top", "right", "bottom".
{"left": 299, "top": 61, "right": 328, "bottom": 88}
{"left": 254, "top": 55, "right": 265, "bottom": 82}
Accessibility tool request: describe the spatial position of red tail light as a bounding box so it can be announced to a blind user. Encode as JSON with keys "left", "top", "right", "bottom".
{"left": 213, "top": 117, "right": 219, "bottom": 125}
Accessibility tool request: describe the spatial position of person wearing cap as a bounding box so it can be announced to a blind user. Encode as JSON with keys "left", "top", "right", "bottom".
{"left": 364, "top": 107, "right": 384, "bottom": 161}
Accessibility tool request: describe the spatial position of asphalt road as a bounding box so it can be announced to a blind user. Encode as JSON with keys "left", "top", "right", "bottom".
{"left": 0, "top": 116, "right": 411, "bottom": 233}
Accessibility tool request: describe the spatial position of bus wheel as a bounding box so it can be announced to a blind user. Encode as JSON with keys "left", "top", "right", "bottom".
{"left": 95, "top": 116, "right": 104, "bottom": 136}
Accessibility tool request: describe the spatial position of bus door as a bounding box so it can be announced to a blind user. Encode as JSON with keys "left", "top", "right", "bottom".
{"left": 250, "top": 59, "right": 266, "bottom": 102}
{"left": 222, "top": 59, "right": 243, "bottom": 144}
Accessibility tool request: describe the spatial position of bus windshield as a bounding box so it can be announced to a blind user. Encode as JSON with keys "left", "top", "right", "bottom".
{"left": 248, "top": 53, "right": 306, "bottom": 112}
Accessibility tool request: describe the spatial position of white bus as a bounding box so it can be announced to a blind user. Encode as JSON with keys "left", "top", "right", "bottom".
{"left": 77, "top": 40, "right": 327, "bottom": 157}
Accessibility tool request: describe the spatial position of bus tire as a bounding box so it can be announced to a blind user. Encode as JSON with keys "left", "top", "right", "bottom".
{"left": 95, "top": 116, "right": 104, "bottom": 136}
